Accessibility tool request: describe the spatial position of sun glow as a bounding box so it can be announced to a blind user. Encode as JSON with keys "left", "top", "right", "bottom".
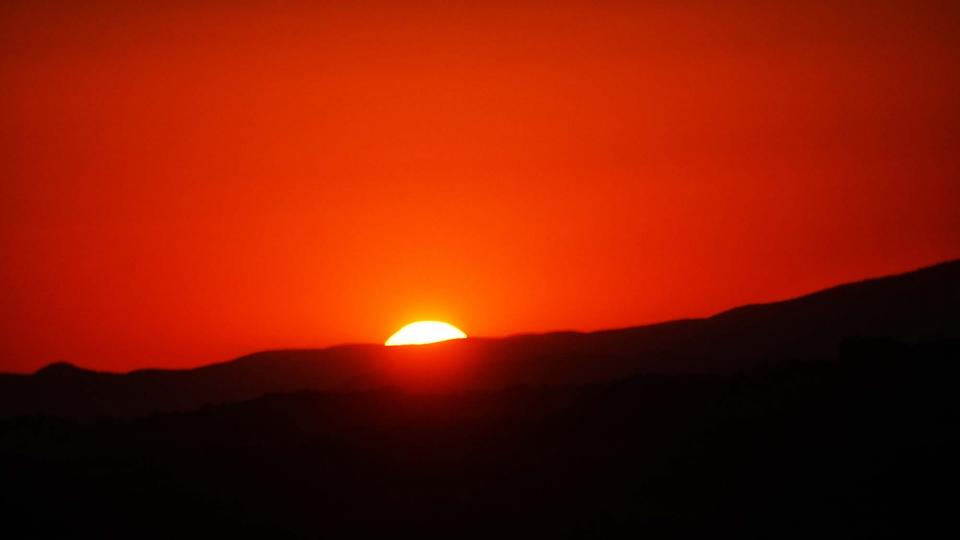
{"left": 385, "top": 321, "right": 468, "bottom": 346}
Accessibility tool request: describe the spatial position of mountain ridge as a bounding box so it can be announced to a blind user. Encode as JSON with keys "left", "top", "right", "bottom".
{"left": 19, "top": 258, "right": 959, "bottom": 377}
{"left": 1, "top": 258, "right": 957, "bottom": 418}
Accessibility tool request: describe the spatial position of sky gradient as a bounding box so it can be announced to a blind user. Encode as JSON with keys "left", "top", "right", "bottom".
{"left": 2, "top": 0, "right": 959, "bottom": 372}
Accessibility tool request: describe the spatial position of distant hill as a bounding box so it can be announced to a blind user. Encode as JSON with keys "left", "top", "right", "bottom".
{"left": 1, "top": 259, "right": 957, "bottom": 418}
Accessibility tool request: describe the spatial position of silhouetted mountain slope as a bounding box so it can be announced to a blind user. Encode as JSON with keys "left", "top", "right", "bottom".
{"left": 1, "top": 339, "right": 957, "bottom": 538}
{"left": 1, "top": 259, "right": 957, "bottom": 418}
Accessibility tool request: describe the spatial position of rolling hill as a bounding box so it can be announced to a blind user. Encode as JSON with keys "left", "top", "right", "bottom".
{"left": 1, "top": 259, "right": 957, "bottom": 418}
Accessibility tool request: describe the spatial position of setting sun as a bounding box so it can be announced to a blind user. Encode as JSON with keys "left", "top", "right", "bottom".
{"left": 385, "top": 321, "right": 468, "bottom": 346}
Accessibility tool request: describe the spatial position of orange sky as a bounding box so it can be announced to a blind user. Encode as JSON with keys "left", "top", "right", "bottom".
{"left": 2, "top": 1, "right": 959, "bottom": 372}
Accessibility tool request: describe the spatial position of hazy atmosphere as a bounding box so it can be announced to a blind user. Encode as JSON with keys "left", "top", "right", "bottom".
{"left": 2, "top": 0, "right": 959, "bottom": 371}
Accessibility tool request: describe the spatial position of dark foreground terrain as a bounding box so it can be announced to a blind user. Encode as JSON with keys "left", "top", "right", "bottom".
{"left": 2, "top": 338, "right": 958, "bottom": 538}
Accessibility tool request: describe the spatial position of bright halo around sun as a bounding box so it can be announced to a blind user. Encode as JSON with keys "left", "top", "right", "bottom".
{"left": 385, "top": 321, "right": 468, "bottom": 346}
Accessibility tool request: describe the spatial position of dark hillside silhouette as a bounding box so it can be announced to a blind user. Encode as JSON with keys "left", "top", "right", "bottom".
{"left": 1, "top": 259, "right": 957, "bottom": 418}
{"left": 0, "top": 260, "right": 958, "bottom": 537}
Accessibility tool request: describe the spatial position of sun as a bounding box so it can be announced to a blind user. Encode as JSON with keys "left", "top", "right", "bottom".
{"left": 385, "top": 321, "right": 468, "bottom": 346}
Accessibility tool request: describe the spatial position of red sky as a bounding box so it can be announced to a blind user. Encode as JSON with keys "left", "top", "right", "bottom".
{"left": 1, "top": 1, "right": 959, "bottom": 373}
